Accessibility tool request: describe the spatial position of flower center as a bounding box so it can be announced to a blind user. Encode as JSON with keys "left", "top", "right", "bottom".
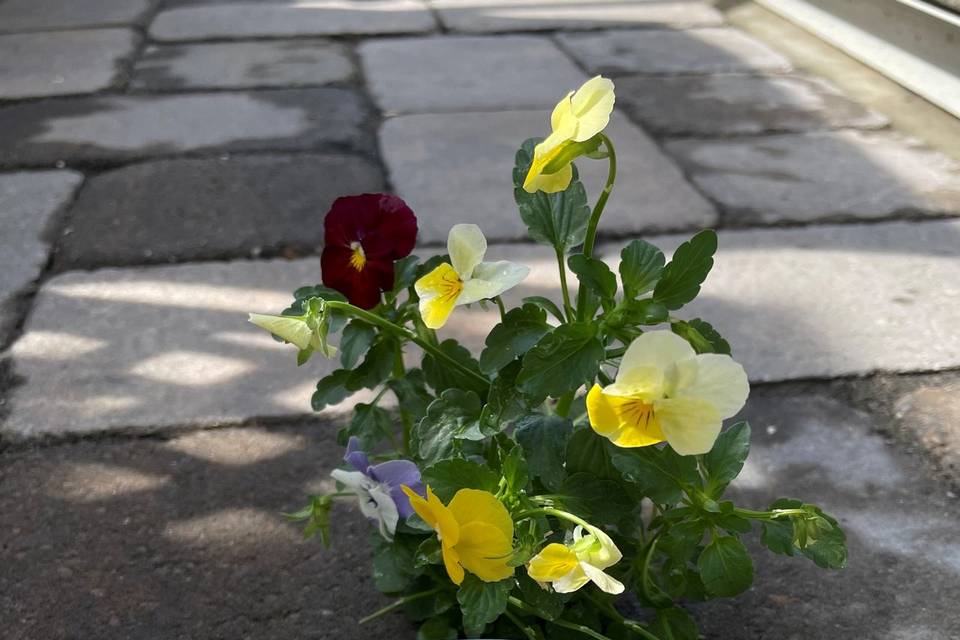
{"left": 623, "top": 399, "right": 656, "bottom": 429}
{"left": 437, "top": 266, "right": 464, "bottom": 303}
{"left": 349, "top": 241, "right": 366, "bottom": 271}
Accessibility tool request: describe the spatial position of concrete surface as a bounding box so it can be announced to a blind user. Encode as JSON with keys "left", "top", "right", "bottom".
{"left": 0, "top": 29, "right": 139, "bottom": 99}
{"left": 0, "top": 0, "right": 154, "bottom": 32}
{"left": 132, "top": 40, "right": 354, "bottom": 91}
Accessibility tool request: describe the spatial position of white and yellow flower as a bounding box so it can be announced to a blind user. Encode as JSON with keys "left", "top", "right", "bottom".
{"left": 587, "top": 331, "right": 749, "bottom": 455}
{"left": 523, "top": 75, "right": 616, "bottom": 194}
{"left": 527, "top": 524, "right": 624, "bottom": 594}
{"left": 247, "top": 311, "right": 337, "bottom": 358}
{"left": 415, "top": 224, "right": 529, "bottom": 329}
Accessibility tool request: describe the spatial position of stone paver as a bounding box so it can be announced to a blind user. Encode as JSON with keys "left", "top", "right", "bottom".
{"left": 0, "top": 88, "right": 371, "bottom": 166}
{"left": 53, "top": 154, "right": 385, "bottom": 270}
{"left": 616, "top": 74, "right": 889, "bottom": 136}
{"left": 0, "top": 171, "right": 83, "bottom": 345}
{"left": 598, "top": 219, "right": 960, "bottom": 383}
{"left": 132, "top": 40, "right": 354, "bottom": 91}
{"left": 0, "top": 422, "right": 408, "bottom": 640}
{"left": 149, "top": 0, "right": 436, "bottom": 41}
{"left": 430, "top": 0, "right": 723, "bottom": 32}
{"left": 360, "top": 35, "right": 587, "bottom": 114}
{"left": 894, "top": 378, "right": 960, "bottom": 481}
{"left": 558, "top": 27, "right": 792, "bottom": 75}
{"left": 380, "top": 110, "right": 717, "bottom": 243}
{"left": 680, "top": 388, "right": 960, "bottom": 640}
{"left": 0, "top": 29, "right": 139, "bottom": 100}
{"left": 0, "top": 0, "right": 153, "bottom": 32}
{"left": 665, "top": 130, "right": 960, "bottom": 224}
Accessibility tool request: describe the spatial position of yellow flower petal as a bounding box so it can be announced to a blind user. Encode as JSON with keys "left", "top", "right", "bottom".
{"left": 602, "top": 364, "right": 665, "bottom": 401}
{"left": 655, "top": 396, "right": 722, "bottom": 456}
{"left": 247, "top": 313, "right": 313, "bottom": 351}
{"left": 523, "top": 161, "right": 573, "bottom": 194}
{"left": 587, "top": 384, "right": 664, "bottom": 448}
{"left": 403, "top": 485, "right": 459, "bottom": 545}
{"left": 447, "top": 223, "right": 487, "bottom": 279}
{"left": 528, "top": 543, "right": 580, "bottom": 582}
{"left": 448, "top": 489, "right": 513, "bottom": 541}
{"left": 456, "top": 521, "right": 514, "bottom": 582}
{"left": 415, "top": 263, "right": 463, "bottom": 329}
{"left": 442, "top": 541, "right": 465, "bottom": 585}
{"left": 673, "top": 354, "right": 749, "bottom": 419}
{"left": 568, "top": 76, "right": 616, "bottom": 142}
{"left": 553, "top": 565, "right": 590, "bottom": 593}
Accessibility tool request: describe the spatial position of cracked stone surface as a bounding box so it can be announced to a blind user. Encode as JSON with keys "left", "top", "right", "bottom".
{"left": 0, "top": 0, "right": 154, "bottom": 32}
{"left": 665, "top": 130, "right": 960, "bottom": 224}
{"left": 429, "top": 0, "right": 723, "bottom": 33}
{"left": 0, "top": 171, "right": 83, "bottom": 345}
{"left": 0, "top": 29, "right": 139, "bottom": 100}
{"left": 558, "top": 27, "right": 792, "bottom": 75}
{"left": 132, "top": 40, "right": 354, "bottom": 91}
{"left": 615, "top": 74, "right": 889, "bottom": 136}
{"left": 53, "top": 154, "right": 385, "bottom": 270}
{"left": 0, "top": 88, "right": 372, "bottom": 166}
{"left": 360, "top": 35, "right": 587, "bottom": 113}
{"left": 380, "top": 110, "right": 717, "bottom": 243}
{"left": 149, "top": 0, "right": 436, "bottom": 41}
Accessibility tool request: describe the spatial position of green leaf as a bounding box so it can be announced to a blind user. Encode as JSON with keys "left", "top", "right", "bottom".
{"left": 412, "top": 389, "right": 483, "bottom": 465}
{"left": 422, "top": 339, "right": 488, "bottom": 397}
{"left": 342, "top": 403, "right": 394, "bottom": 449}
{"left": 457, "top": 575, "right": 513, "bottom": 638}
{"left": 417, "top": 617, "right": 457, "bottom": 640}
{"left": 671, "top": 318, "right": 731, "bottom": 355}
{"left": 414, "top": 537, "right": 443, "bottom": 568}
{"left": 517, "top": 322, "right": 603, "bottom": 398}
{"left": 651, "top": 607, "right": 699, "bottom": 640}
{"left": 603, "top": 299, "right": 669, "bottom": 331}
{"left": 311, "top": 369, "right": 352, "bottom": 411}
{"left": 479, "top": 304, "right": 551, "bottom": 375}
{"left": 611, "top": 446, "right": 698, "bottom": 504}
{"left": 422, "top": 458, "right": 500, "bottom": 502}
{"left": 522, "top": 295, "right": 566, "bottom": 323}
{"left": 568, "top": 254, "right": 617, "bottom": 302}
{"left": 515, "top": 414, "right": 574, "bottom": 492}
{"left": 703, "top": 422, "right": 750, "bottom": 497}
{"left": 387, "top": 370, "right": 434, "bottom": 422}
{"left": 479, "top": 361, "right": 533, "bottom": 435}
{"left": 393, "top": 255, "right": 421, "bottom": 293}
{"left": 620, "top": 239, "right": 665, "bottom": 298}
{"left": 698, "top": 536, "right": 754, "bottom": 597}
{"left": 517, "top": 572, "right": 566, "bottom": 620}
{"left": 801, "top": 509, "right": 847, "bottom": 570}
{"left": 372, "top": 541, "right": 418, "bottom": 593}
{"left": 559, "top": 473, "right": 634, "bottom": 524}
{"left": 653, "top": 230, "right": 718, "bottom": 310}
{"left": 513, "top": 138, "right": 591, "bottom": 253}
{"left": 760, "top": 499, "right": 847, "bottom": 569}
{"left": 347, "top": 338, "right": 396, "bottom": 390}
{"left": 565, "top": 429, "right": 620, "bottom": 480}
{"left": 339, "top": 321, "right": 376, "bottom": 369}
{"left": 501, "top": 443, "right": 530, "bottom": 495}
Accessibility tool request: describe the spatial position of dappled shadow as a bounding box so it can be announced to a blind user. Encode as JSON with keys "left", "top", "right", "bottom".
{"left": 0, "top": 420, "right": 413, "bottom": 640}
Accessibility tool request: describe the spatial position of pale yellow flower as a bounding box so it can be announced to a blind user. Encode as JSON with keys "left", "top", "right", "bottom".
{"left": 415, "top": 224, "right": 529, "bottom": 329}
{"left": 587, "top": 331, "right": 749, "bottom": 455}
{"left": 528, "top": 524, "right": 624, "bottom": 594}
{"left": 523, "top": 76, "right": 616, "bottom": 193}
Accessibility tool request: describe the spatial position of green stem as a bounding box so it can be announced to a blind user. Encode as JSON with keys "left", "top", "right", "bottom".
{"left": 734, "top": 507, "right": 807, "bottom": 521}
{"left": 576, "top": 134, "right": 617, "bottom": 322}
{"left": 494, "top": 295, "right": 508, "bottom": 322}
{"left": 516, "top": 507, "right": 592, "bottom": 530}
{"left": 358, "top": 587, "right": 442, "bottom": 625}
{"left": 325, "top": 300, "right": 489, "bottom": 390}
{"left": 504, "top": 608, "right": 539, "bottom": 640}
{"left": 556, "top": 248, "right": 575, "bottom": 321}
{"left": 555, "top": 391, "right": 575, "bottom": 417}
{"left": 509, "top": 598, "right": 615, "bottom": 640}
{"left": 392, "top": 341, "right": 414, "bottom": 456}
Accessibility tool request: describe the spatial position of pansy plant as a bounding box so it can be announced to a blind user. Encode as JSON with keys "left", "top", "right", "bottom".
{"left": 251, "top": 76, "right": 847, "bottom": 640}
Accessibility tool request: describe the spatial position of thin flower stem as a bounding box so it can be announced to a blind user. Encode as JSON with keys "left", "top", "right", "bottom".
{"left": 325, "top": 301, "right": 489, "bottom": 390}
{"left": 576, "top": 134, "right": 617, "bottom": 322}
{"left": 556, "top": 247, "right": 575, "bottom": 322}
{"left": 357, "top": 587, "right": 442, "bottom": 625}
{"left": 516, "top": 506, "right": 592, "bottom": 530}
{"left": 494, "top": 295, "right": 508, "bottom": 322}
{"left": 392, "top": 341, "right": 414, "bottom": 456}
{"left": 508, "top": 598, "right": 615, "bottom": 640}
{"left": 734, "top": 507, "right": 807, "bottom": 521}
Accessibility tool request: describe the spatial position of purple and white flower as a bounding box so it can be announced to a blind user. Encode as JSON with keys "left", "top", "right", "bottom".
{"left": 330, "top": 437, "right": 424, "bottom": 540}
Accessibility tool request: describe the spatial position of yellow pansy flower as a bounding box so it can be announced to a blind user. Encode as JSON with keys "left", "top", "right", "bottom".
{"left": 415, "top": 224, "right": 529, "bottom": 329}
{"left": 528, "top": 524, "right": 624, "bottom": 594}
{"left": 587, "top": 331, "right": 749, "bottom": 455}
{"left": 523, "top": 75, "right": 616, "bottom": 194}
{"left": 401, "top": 485, "right": 514, "bottom": 585}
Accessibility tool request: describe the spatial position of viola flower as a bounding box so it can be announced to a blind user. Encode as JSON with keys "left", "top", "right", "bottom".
{"left": 528, "top": 524, "right": 624, "bottom": 595}
{"left": 401, "top": 485, "right": 514, "bottom": 585}
{"left": 321, "top": 194, "right": 418, "bottom": 310}
{"left": 523, "top": 76, "right": 616, "bottom": 194}
{"left": 248, "top": 298, "right": 336, "bottom": 359}
{"left": 330, "top": 437, "right": 424, "bottom": 541}
{"left": 414, "top": 224, "right": 529, "bottom": 329}
{"left": 587, "top": 331, "right": 749, "bottom": 455}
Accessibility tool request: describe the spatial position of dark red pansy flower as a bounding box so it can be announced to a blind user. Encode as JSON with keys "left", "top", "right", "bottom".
{"left": 321, "top": 194, "right": 418, "bottom": 309}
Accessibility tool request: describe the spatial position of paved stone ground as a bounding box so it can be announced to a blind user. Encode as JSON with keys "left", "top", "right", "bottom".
{"left": 1, "top": 1, "right": 959, "bottom": 638}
